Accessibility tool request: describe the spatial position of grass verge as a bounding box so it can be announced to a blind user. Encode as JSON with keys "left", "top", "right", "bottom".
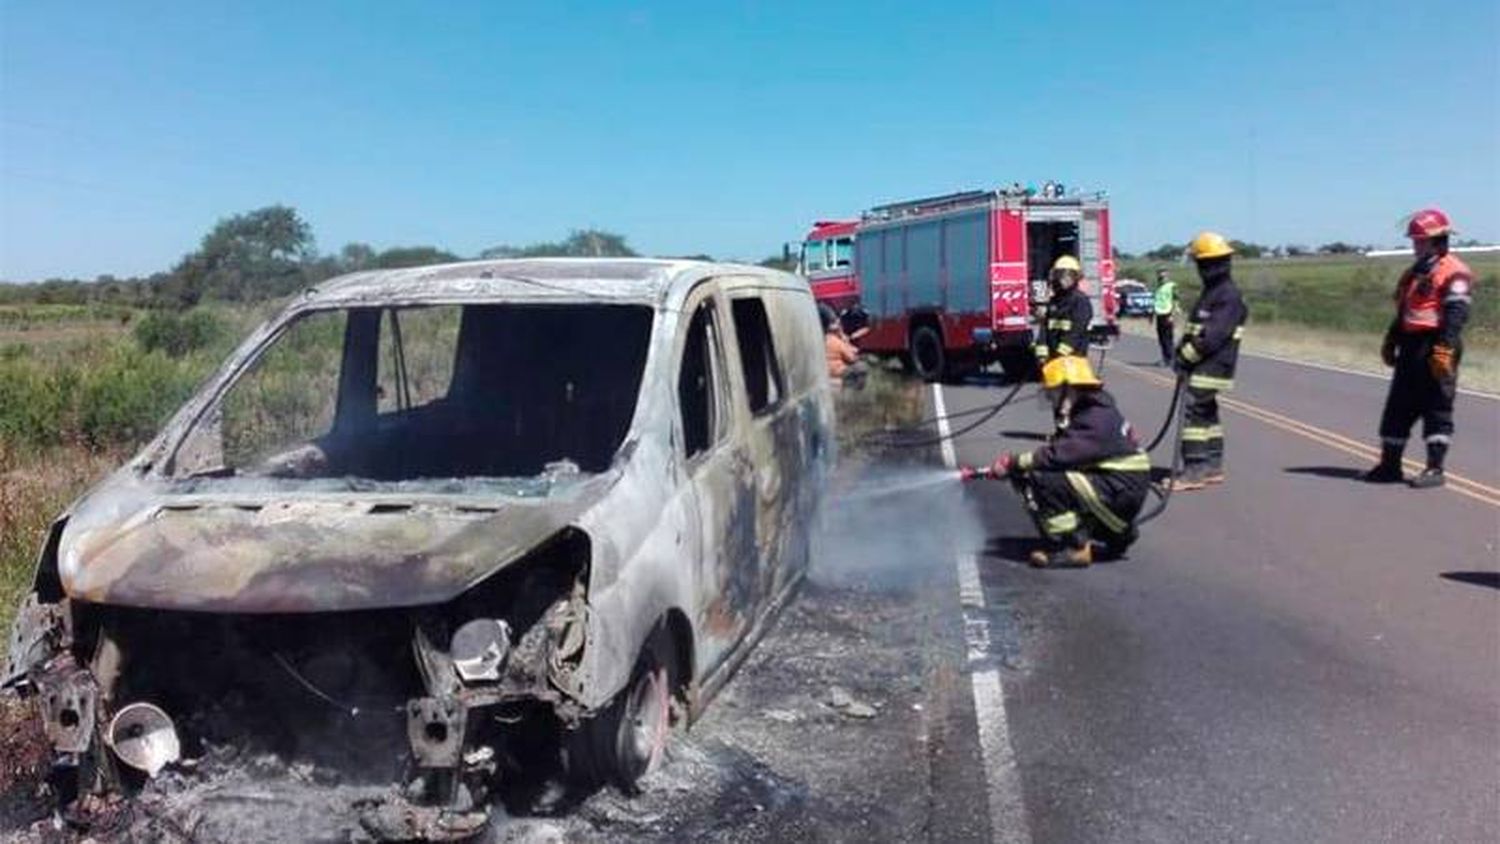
{"left": 833, "top": 365, "right": 928, "bottom": 460}
{"left": 1118, "top": 317, "right": 1498, "bottom": 393}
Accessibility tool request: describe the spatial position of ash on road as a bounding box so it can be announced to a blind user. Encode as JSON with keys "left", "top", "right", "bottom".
{"left": 0, "top": 463, "right": 998, "bottom": 843}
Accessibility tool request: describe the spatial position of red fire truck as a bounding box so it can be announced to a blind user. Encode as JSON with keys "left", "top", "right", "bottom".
{"left": 802, "top": 188, "right": 1117, "bottom": 381}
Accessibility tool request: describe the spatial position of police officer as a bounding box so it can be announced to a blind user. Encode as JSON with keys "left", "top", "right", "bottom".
{"left": 972, "top": 355, "right": 1151, "bottom": 568}
{"left": 1364, "top": 208, "right": 1473, "bottom": 488}
{"left": 1152, "top": 268, "right": 1178, "bottom": 366}
{"left": 1034, "top": 255, "right": 1093, "bottom": 366}
{"left": 1171, "top": 232, "right": 1248, "bottom": 491}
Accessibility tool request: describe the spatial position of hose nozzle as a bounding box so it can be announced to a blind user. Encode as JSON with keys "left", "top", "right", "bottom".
{"left": 959, "top": 465, "right": 994, "bottom": 482}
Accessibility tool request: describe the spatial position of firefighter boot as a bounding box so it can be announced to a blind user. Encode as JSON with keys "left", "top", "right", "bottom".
{"left": 1167, "top": 465, "right": 1207, "bottom": 492}
{"left": 1203, "top": 438, "right": 1227, "bottom": 485}
{"left": 1028, "top": 534, "right": 1093, "bottom": 569}
{"left": 1411, "top": 441, "right": 1448, "bottom": 489}
{"left": 1097, "top": 525, "right": 1139, "bottom": 561}
{"left": 1363, "top": 444, "right": 1404, "bottom": 484}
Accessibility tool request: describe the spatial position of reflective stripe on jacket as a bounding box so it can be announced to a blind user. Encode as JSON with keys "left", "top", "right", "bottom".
{"left": 1179, "top": 273, "right": 1247, "bottom": 391}
{"left": 1035, "top": 287, "right": 1093, "bottom": 359}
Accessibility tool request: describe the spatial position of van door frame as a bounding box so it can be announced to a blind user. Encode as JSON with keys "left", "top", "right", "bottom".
{"left": 673, "top": 280, "right": 758, "bottom": 680}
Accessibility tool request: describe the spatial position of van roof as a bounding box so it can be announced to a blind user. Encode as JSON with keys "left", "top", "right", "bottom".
{"left": 303, "top": 258, "right": 803, "bottom": 308}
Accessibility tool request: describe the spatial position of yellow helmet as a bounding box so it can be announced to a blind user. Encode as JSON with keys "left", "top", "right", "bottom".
{"left": 1187, "top": 231, "right": 1234, "bottom": 260}
{"left": 1051, "top": 255, "right": 1082, "bottom": 274}
{"left": 1041, "top": 355, "right": 1102, "bottom": 389}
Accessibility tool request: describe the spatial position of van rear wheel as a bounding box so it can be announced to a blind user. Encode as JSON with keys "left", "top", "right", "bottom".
{"left": 909, "top": 325, "right": 946, "bottom": 382}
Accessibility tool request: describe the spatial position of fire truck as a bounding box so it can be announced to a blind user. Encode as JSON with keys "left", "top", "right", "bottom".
{"left": 801, "top": 188, "right": 1117, "bottom": 381}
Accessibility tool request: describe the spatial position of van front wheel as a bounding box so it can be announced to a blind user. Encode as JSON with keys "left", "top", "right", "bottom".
{"left": 581, "top": 632, "right": 672, "bottom": 795}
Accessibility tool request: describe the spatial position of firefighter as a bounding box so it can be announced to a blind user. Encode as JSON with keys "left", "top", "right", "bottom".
{"left": 975, "top": 355, "right": 1151, "bottom": 568}
{"left": 1170, "top": 232, "right": 1248, "bottom": 491}
{"left": 1033, "top": 255, "right": 1093, "bottom": 365}
{"left": 1364, "top": 208, "right": 1473, "bottom": 488}
{"left": 1153, "top": 268, "right": 1178, "bottom": 366}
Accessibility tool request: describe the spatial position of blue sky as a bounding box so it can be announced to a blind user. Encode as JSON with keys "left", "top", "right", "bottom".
{"left": 2, "top": 0, "right": 1496, "bottom": 281}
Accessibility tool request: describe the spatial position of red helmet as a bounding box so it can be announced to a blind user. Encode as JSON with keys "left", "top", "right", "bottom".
{"left": 1406, "top": 208, "right": 1453, "bottom": 239}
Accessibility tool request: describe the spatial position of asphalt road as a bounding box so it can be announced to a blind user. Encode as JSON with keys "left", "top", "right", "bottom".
{"left": 942, "top": 334, "right": 1500, "bottom": 843}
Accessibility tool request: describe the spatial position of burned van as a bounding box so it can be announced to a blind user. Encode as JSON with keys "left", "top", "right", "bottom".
{"left": 3, "top": 259, "right": 834, "bottom": 832}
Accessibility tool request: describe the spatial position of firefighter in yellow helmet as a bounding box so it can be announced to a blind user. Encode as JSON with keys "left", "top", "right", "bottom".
{"left": 966, "top": 356, "right": 1151, "bottom": 568}
{"left": 1033, "top": 254, "right": 1093, "bottom": 366}
{"left": 1171, "top": 232, "right": 1249, "bottom": 491}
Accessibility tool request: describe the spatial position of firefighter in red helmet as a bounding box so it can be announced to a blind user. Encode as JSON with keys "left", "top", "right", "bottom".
{"left": 1365, "top": 208, "right": 1474, "bottom": 488}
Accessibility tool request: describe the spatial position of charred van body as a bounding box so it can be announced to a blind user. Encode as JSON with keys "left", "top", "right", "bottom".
{"left": 3, "top": 259, "right": 834, "bottom": 835}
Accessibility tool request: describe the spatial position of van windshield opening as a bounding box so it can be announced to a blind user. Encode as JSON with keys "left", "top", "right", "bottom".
{"left": 171, "top": 303, "right": 654, "bottom": 482}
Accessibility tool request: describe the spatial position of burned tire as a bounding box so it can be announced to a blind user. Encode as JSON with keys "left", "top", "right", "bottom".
{"left": 909, "top": 324, "right": 946, "bottom": 383}
{"left": 580, "top": 630, "right": 673, "bottom": 795}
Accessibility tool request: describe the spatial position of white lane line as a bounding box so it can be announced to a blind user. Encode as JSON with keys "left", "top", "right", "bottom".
{"left": 933, "top": 383, "right": 1032, "bottom": 844}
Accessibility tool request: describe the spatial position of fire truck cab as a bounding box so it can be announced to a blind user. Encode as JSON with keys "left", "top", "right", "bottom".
{"left": 802, "top": 188, "right": 1116, "bottom": 381}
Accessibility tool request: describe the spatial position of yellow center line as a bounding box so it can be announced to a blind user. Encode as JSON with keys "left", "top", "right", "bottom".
{"left": 1114, "top": 362, "right": 1500, "bottom": 509}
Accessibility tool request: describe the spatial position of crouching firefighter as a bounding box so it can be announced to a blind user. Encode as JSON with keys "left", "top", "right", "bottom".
{"left": 965, "top": 356, "right": 1151, "bottom": 568}
{"left": 1172, "top": 231, "right": 1248, "bottom": 491}
{"left": 1365, "top": 208, "right": 1473, "bottom": 488}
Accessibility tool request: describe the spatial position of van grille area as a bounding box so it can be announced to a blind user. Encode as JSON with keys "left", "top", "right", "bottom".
{"left": 89, "top": 603, "right": 423, "bottom": 780}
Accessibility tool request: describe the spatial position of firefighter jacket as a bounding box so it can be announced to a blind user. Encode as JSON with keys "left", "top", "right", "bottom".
{"left": 1177, "top": 265, "right": 1248, "bottom": 392}
{"left": 1016, "top": 389, "right": 1150, "bottom": 474}
{"left": 1035, "top": 286, "right": 1093, "bottom": 359}
{"left": 1391, "top": 253, "right": 1472, "bottom": 347}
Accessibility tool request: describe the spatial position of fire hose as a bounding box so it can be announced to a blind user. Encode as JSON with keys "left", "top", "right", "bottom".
{"left": 1133, "top": 371, "right": 1188, "bottom": 526}
{"left": 858, "top": 380, "right": 1030, "bottom": 449}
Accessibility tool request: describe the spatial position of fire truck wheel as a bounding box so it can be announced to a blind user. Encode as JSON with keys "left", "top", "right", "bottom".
{"left": 909, "top": 324, "right": 946, "bottom": 382}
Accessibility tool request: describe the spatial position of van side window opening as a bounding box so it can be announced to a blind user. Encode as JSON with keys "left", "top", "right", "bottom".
{"left": 679, "top": 301, "right": 723, "bottom": 458}
{"left": 377, "top": 305, "right": 461, "bottom": 415}
{"left": 730, "top": 297, "right": 784, "bottom": 415}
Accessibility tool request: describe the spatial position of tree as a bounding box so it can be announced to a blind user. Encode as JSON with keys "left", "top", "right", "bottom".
{"left": 339, "top": 242, "right": 377, "bottom": 271}
{"left": 479, "top": 228, "right": 638, "bottom": 259}
{"left": 758, "top": 254, "right": 797, "bottom": 272}
{"left": 1318, "top": 242, "right": 1360, "bottom": 255}
{"left": 173, "top": 205, "right": 315, "bottom": 304}
{"left": 1228, "top": 240, "right": 1265, "bottom": 258}
{"left": 373, "top": 246, "right": 460, "bottom": 269}
{"left": 1145, "top": 243, "right": 1183, "bottom": 261}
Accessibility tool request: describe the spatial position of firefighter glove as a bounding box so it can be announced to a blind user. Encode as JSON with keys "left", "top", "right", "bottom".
{"left": 1174, "top": 341, "right": 1199, "bottom": 371}
{"left": 1430, "top": 344, "right": 1456, "bottom": 380}
{"left": 1380, "top": 335, "right": 1397, "bottom": 367}
{"left": 990, "top": 452, "right": 1017, "bottom": 479}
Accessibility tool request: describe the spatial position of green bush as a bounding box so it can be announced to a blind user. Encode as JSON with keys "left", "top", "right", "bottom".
{"left": 0, "top": 341, "right": 213, "bottom": 450}
{"left": 133, "top": 309, "right": 225, "bottom": 358}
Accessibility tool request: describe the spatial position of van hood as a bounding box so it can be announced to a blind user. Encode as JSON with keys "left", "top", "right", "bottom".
{"left": 56, "top": 475, "right": 610, "bottom": 613}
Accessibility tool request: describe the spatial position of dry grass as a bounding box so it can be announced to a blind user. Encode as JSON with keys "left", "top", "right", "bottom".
{"left": 834, "top": 365, "right": 927, "bottom": 460}
{"left": 1118, "top": 317, "right": 1499, "bottom": 393}
{"left": 0, "top": 444, "right": 122, "bottom": 651}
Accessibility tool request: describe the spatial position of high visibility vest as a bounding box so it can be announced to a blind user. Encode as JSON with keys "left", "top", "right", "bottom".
{"left": 1397, "top": 254, "right": 1472, "bottom": 333}
{"left": 1153, "top": 282, "right": 1176, "bottom": 315}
